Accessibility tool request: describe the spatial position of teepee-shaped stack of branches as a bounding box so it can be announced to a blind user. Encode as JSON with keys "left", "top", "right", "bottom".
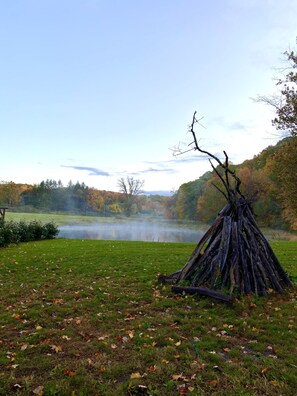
{"left": 164, "top": 112, "right": 292, "bottom": 298}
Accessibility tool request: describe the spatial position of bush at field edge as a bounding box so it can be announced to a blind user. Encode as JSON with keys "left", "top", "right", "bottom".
{"left": 0, "top": 220, "right": 59, "bottom": 247}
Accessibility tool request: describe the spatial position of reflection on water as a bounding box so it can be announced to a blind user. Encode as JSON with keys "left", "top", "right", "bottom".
{"left": 58, "top": 221, "right": 205, "bottom": 243}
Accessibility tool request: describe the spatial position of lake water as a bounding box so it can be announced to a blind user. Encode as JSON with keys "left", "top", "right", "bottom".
{"left": 58, "top": 221, "right": 206, "bottom": 243}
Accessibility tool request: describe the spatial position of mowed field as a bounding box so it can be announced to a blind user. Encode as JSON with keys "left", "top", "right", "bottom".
{"left": 0, "top": 239, "right": 296, "bottom": 395}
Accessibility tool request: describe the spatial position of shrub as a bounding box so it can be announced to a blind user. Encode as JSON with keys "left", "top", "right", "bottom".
{"left": 0, "top": 221, "right": 59, "bottom": 247}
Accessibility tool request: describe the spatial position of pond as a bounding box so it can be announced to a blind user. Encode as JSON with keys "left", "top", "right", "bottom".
{"left": 58, "top": 221, "right": 206, "bottom": 243}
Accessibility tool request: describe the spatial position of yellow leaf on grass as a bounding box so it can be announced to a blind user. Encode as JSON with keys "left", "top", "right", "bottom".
{"left": 175, "top": 341, "right": 181, "bottom": 346}
{"left": 130, "top": 372, "right": 142, "bottom": 379}
{"left": 127, "top": 330, "right": 135, "bottom": 339}
{"left": 51, "top": 345, "right": 62, "bottom": 353}
{"left": 172, "top": 374, "right": 184, "bottom": 381}
{"left": 62, "top": 335, "right": 71, "bottom": 341}
{"left": 35, "top": 325, "right": 43, "bottom": 330}
{"left": 270, "top": 380, "right": 280, "bottom": 387}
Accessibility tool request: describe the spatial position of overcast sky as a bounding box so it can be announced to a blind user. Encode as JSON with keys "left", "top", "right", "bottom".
{"left": 1, "top": 0, "right": 296, "bottom": 194}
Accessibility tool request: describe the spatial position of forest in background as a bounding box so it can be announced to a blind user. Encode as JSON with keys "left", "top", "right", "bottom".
{"left": 170, "top": 136, "right": 297, "bottom": 231}
{"left": 1, "top": 136, "right": 296, "bottom": 230}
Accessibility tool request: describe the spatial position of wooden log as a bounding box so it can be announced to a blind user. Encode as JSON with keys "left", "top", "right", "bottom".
{"left": 158, "top": 271, "right": 181, "bottom": 284}
{"left": 172, "top": 285, "right": 233, "bottom": 303}
{"left": 176, "top": 214, "right": 224, "bottom": 282}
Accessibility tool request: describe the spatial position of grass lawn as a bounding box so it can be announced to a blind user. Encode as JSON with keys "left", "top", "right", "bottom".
{"left": 5, "top": 212, "right": 112, "bottom": 226}
{"left": 0, "top": 239, "right": 296, "bottom": 395}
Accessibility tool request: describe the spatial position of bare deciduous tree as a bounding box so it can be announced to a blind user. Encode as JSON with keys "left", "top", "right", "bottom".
{"left": 117, "top": 176, "right": 144, "bottom": 216}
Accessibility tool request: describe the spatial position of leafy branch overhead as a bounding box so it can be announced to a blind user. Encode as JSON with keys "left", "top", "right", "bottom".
{"left": 256, "top": 44, "right": 297, "bottom": 137}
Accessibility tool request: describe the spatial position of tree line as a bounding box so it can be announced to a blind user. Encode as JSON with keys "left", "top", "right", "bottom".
{"left": 0, "top": 135, "right": 296, "bottom": 229}
{"left": 0, "top": 179, "right": 168, "bottom": 217}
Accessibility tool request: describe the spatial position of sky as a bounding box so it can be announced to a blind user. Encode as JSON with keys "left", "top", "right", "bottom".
{"left": 1, "top": 0, "right": 296, "bottom": 194}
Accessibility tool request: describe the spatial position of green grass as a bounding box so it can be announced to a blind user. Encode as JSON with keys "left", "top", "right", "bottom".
{"left": 0, "top": 239, "right": 296, "bottom": 395}
{"left": 5, "top": 212, "right": 112, "bottom": 226}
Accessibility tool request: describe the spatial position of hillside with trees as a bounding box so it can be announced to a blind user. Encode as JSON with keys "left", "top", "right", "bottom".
{"left": 170, "top": 136, "right": 296, "bottom": 230}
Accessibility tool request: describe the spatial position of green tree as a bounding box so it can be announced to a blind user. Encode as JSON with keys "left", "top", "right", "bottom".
{"left": 266, "top": 137, "right": 297, "bottom": 229}
{"left": 272, "top": 49, "right": 297, "bottom": 136}
{"left": 196, "top": 176, "right": 226, "bottom": 223}
{"left": 175, "top": 172, "right": 211, "bottom": 220}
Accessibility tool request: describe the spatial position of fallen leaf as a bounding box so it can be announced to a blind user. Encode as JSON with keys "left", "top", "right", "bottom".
{"left": 130, "top": 372, "right": 143, "bottom": 379}
{"left": 175, "top": 340, "right": 182, "bottom": 346}
{"left": 64, "top": 369, "right": 76, "bottom": 377}
{"left": 127, "top": 330, "right": 135, "bottom": 339}
{"left": 261, "top": 367, "right": 269, "bottom": 375}
{"left": 53, "top": 299, "right": 64, "bottom": 305}
{"left": 269, "top": 380, "right": 280, "bottom": 387}
{"left": 33, "top": 385, "right": 44, "bottom": 395}
{"left": 177, "top": 384, "right": 187, "bottom": 395}
{"left": 51, "top": 345, "right": 62, "bottom": 353}
{"left": 21, "top": 344, "right": 28, "bottom": 351}
{"left": 147, "top": 365, "right": 157, "bottom": 372}
{"left": 172, "top": 373, "right": 184, "bottom": 381}
{"left": 208, "top": 380, "right": 218, "bottom": 387}
{"left": 35, "top": 325, "right": 43, "bottom": 330}
{"left": 62, "top": 335, "right": 71, "bottom": 341}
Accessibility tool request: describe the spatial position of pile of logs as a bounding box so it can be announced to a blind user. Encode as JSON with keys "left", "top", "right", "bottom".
{"left": 161, "top": 112, "right": 292, "bottom": 299}
{"left": 166, "top": 198, "right": 291, "bottom": 296}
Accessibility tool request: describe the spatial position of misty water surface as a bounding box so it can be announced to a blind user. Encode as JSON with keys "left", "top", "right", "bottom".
{"left": 58, "top": 221, "right": 206, "bottom": 243}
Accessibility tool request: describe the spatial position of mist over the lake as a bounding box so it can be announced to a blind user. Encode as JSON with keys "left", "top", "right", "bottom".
{"left": 58, "top": 220, "right": 206, "bottom": 243}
